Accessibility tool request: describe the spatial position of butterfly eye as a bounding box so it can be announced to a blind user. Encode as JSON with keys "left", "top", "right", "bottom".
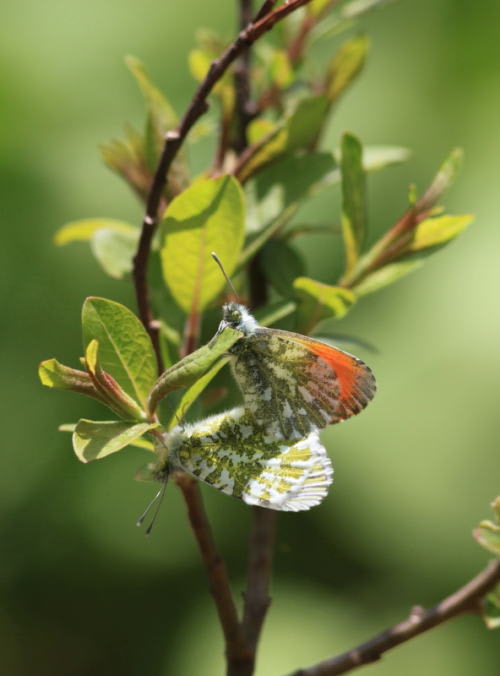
{"left": 223, "top": 304, "right": 242, "bottom": 325}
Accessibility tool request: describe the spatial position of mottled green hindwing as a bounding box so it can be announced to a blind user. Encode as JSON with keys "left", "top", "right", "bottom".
{"left": 157, "top": 407, "right": 333, "bottom": 511}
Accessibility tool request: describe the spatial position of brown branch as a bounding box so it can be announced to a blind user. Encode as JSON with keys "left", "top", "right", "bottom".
{"left": 287, "top": 13, "right": 316, "bottom": 63}
{"left": 130, "top": 4, "right": 316, "bottom": 676}
{"left": 132, "top": 0, "right": 315, "bottom": 367}
{"left": 287, "top": 558, "right": 500, "bottom": 676}
{"left": 175, "top": 474, "right": 248, "bottom": 668}
{"left": 213, "top": 107, "right": 234, "bottom": 175}
{"left": 234, "top": 0, "right": 256, "bottom": 152}
{"left": 242, "top": 509, "right": 277, "bottom": 655}
{"left": 254, "top": 0, "right": 278, "bottom": 22}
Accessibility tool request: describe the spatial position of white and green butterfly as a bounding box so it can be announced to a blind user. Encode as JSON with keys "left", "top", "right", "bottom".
{"left": 149, "top": 406, "right": 333, "bottom": 512}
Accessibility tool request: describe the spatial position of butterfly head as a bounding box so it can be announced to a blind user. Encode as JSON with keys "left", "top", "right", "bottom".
{"left": 220, "top": 302, "right": 259, "bottom": 336}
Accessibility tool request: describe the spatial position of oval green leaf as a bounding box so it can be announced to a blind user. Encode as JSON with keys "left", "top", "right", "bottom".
{"left": 483, "top": 588, "right": 500, "bottom": 630}
{"left": 38, "top": 358, "right": 100, "bottom": 399}
{"left": 54, "top": 219, "right": 136, "bottom": 247}
{"left": 353, "top": 260, "right": 424, "bottom": 296}
{"left": 81, "top": 297, "right": 157, "bottom": 409}
{"left": 408, "top": 213, "right": 473, "bottom": 252}
{"left": 72, "top": 420, "right": 158, "bottom": 463}
{"left": 160, "top": 175, "right": 245, "bottom": 314}
{"left": 341, "top": 132, "right": 366, "bottom": 274}
{"left": 90, "top": 228, "right": 140, "bottom": 279}
{"left": 326, "top": 35, "right": 369, "bottom": 102}
{"left": 167, "top": 357, "right": 229, "bottom": 430}
{"left": 293, "top": 277, "right": 356, "bottom": 332}
{"left": 148, "top": 326, "right": 242, "bottom": 415}
{"left": 237, "top": 96, "right": 329, "bottom": 183}
{"left": 60, "top": 422, "right": 154, "bottom": 452}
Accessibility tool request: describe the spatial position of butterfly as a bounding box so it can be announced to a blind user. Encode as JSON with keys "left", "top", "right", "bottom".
{"left": 217, "top": 302, "right": 376, "bottom": 440}
{"left": 140, "top": 299, "right": 373, "bottom": 516}
{"left": 150, "top": 406, "right": 333, "bottom": 512}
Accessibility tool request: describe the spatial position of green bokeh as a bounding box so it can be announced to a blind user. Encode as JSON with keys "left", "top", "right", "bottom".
{"left": 2, "top": 1, "right": 499, "bottom": 675}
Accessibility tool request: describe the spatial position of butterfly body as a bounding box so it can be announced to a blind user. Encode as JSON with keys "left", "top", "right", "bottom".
{"left": 219, "top": 302, "right": 376, "bottom": 439}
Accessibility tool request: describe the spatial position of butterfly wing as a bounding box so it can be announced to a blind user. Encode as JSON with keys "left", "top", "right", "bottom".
{"left": 229, "top": 328, "right": 376, "bottom": 438}
{"left": 168, "top": 407, "right": 333, "bottom": 511}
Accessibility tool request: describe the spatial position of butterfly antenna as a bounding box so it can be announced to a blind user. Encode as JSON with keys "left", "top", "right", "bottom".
{"left": 211, "top": 252, "right": 238, "bottom": 297}
{"left": 136, "top": 481, "right": 166, "bottom": 530}
{"left": 144, "top": 479, "right": 168, "bottom": 536}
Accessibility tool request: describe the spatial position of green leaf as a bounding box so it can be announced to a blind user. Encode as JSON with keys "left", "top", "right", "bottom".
{"left": 420, "top": 147, "right": 463, "bottom": 208}
{"left": 325, "top": 35, "right": 369, "bottom": 102}
{"left": 237, "top": 95, "right": 329, "bottom": 182}
{"left": 54, "top": 219, "right": 136, "bottom": 247}
{"left": 189, "top": 48, "right": 212, "bottom": 82}
{"left": 160, "top": 175, "right": 245, "bottom": 314}
{"left": 269, "top": 49, "right": 295, "bottom": 89}
{"left": 99, "top": 126, "right": 152, "bottom": 201}
{"left": 90, "top": 228, "right": 139, "bottom": 279}
{"left": 492, "top": 497, "right": 500, "bottom": 523}
{"left": 126, "top": 55, "right": 178, "bottom": 169}
{"left": 247, "top": 118, "right": 276, "bottom": 146}
{"left": 353, "top": 260, "right": 424, "bottom": 296}
{"left": 311, "top": 0, "right": 393, "bottom": 43}
{"left": 325, "top": 145, "right": 410, "bottom": 188}
{"left": 148, "top": 326, "right": 243, "bottom": 415}
{"left": 279, "top": 95, "right": 330, "bottom": 150}
{"left": 408, "top": 214, "right": 473, "bottom": 252}
{"left": 72, "top": 420, "right": 158, "bottom": 463}
{"left": 341, "top": 0, "right": 393, "bottom": 19}
{"left": 84, "top": 340, "right": 147, "bottom": 420}
{"left": 260, "top": 240, "right": 305, "bottom": 298}
{"left": 483, "top": 586, "right": 500, "bottom": 630}
{"left": 167, "top": 357, "right": 229, "bottom": 430}
{"left": 293, "top": 277, "right": 356, "bottom": 332}
{"left": 357, "top": 145, "right": 411, "bottom": 172}
{"left": 126, "top": 55, "right": 177, "bottom": 128}
{"left": 254, "top": 300, "right": 296, "bottom": 327}
{"left": 38, "top": 359, "right": 101, "bottom": 399}
{"left": 188, "top": 41, "right": 234, "bottom": 110}
{"left": 312, "top": 332, "right": 378, "bottom": 354}
{"left": 341, "top": 132, "right": 366, "bottom": 274}
{"left": 245, "top": 152, "right": 336, "bottom": 235}
{"left": 81, "top": 297, "right": 157, "bottom": 409}
{"left": 474, "top": 498, "right": 500, "bottom": 556}
{"left": 474, "top": 521, "right": 500, "bottom": 556}
{"left": 60, "top": 422, "right": 155, "bottom": 452}
{"left": 308, "top": 0, "right": 334, "bottom": 16}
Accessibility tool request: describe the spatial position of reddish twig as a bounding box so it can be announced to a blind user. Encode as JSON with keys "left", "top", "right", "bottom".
{"left": 254, "top": 0, "right": 278, "bottom": 22}
{"left": 286, "top": 558, "right": 500, "bottom": 676}
{"left": 234, "top": 0, "right": 256, "bottom": 152}
{"left": 242, "top": 509, "right": 277, "bottom": 657}
{"left": 130, "top": 3, "right": 318, "bottom": 675}
{"left": 175, "top": 474, "right": 248, "bottom": 668}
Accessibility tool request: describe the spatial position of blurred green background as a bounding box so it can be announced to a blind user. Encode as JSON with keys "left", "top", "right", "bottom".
{"left": 1, "top": 0, "right": 499, "bottom": 674}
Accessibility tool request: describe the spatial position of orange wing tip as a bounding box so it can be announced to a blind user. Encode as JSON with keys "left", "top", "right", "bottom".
{"left": 300, "top": 337, "right": 377, "bottom": 418}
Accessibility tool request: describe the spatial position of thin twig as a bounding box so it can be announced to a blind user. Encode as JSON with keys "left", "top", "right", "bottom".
{"left": 242, "top": 509, "right": 277, "bottom": 653}
{"left": 175, "top": 474, "right": 248, "bottom": 666}
{"left": 234, "top": 0, "right": 255, "bottom": 152}
{"left": 254, "top": 0, "right": 278, "bottom": 22}
{"left": 130, "top": 3, "right": 318, "bottom": 675}
{"left": 132, "top": 0, "right": 316, "bottom": 366}
{"left": 286, "top": 558, "right": 500, "bottom": 676}
{"left": 213, "top": 107, "right": 234, "bottom": 175}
